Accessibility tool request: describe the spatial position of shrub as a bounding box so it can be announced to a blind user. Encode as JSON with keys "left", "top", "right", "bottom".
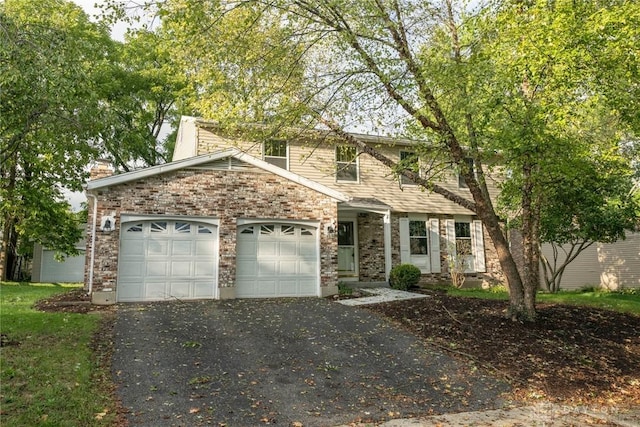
{"left": 389, "top": 264, "right": 422, "bottom": 290}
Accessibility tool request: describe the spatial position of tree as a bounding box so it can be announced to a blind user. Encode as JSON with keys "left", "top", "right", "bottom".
{"left": 94, "top": 29, "right": 187, "bottom": 171}
{"left": 488, "top": 0, "right": 640, "bottom": 293}
{"left": 132, "top": 0, "right": 638, "bottom": 320}
{"left": 0, "top": 0, "right": 112, "bottom": 280}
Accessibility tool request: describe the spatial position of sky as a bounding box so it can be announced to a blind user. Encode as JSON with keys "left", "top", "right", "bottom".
{"left": 72, "top": 0, "right": 129, "bottom": 41}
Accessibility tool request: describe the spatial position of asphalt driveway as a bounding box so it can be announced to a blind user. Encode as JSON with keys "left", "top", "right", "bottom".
{"left": 112, "top": 298, "right": 510, "bottom": 426}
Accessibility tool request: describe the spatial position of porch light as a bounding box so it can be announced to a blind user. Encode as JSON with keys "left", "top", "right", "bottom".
{"left": 101, "top": 215, "right": 116, "bottom": 232}
{"left": 326, "top": 220, "right": 337, "bottom": 235}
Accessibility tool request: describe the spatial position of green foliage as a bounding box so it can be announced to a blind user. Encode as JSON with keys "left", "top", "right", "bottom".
{"left": 94, "top": 29, "right": 187, "bottom": 171}
{"left": 446, "top": 285, "right": 640, "bottom": 315}
{"left": 337, "top": 282, "right": 353, "bottom": 296}
{"left": 389, "top": 264, "right": 422, "bottom": 291}
{"left": 0, "top": 283, "right": 117, "bottom": 426}
{"left": 0, "top": 0, "right": 115, "bottom": 279}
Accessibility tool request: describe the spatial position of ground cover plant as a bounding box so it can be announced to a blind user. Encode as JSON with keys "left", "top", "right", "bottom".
{"left": 0, "top": 282, "right": 119, "bottom": 426}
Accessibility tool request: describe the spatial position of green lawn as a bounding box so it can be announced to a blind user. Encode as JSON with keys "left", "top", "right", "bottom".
{"left": 446, "top": 286, "right": 640, "bottom": 315}
{"left": 0, "top": 282, "right": 117, "bottom": 426}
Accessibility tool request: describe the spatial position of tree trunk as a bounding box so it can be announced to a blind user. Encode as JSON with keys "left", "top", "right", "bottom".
{"left": 518, "top": 158, "right": 538, "bottom": 321}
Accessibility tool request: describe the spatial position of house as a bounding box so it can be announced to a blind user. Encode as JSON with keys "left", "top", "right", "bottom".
{"left": 84, "top": 116, "right": 504, "bottom": 304}
{"left": 540, "top": 231, "right": 640, "bottom": 291}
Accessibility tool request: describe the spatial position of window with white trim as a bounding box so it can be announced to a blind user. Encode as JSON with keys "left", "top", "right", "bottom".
{"left": 336, "top": 145, "right": 358, "bottom": 182}
{"left": 409, "top": 220, "right": 428, "bottom": 255}
{"left": 263, "top": 140, "right": 288, "bottom": 169}
{"left": 454, "top": 221, "right": 472, "bottom": 256}
{"left": 445, "top": 219, "right": 486, "bottom": 273}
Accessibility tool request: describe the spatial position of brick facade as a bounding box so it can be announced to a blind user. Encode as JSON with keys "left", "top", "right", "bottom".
{"left": 356, "top": 213, "right": 386, "bottom": 282}
{"left": 85, "top": 167, "right": 339, "bottom": 298}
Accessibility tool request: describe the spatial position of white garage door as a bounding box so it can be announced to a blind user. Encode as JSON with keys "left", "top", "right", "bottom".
{"left": 117, "top": 220, "right": 218, "bottom": 302}
{"left": 236, "top": 223, "right": 318, "bottom": 298}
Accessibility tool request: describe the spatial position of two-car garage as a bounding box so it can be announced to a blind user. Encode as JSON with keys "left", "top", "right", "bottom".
{"left": 116, "top": 218, "right": 319, "bottom": 302}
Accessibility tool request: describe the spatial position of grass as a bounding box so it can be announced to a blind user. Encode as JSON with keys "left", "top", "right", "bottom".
{"left": 0, "top": 282, "right": 117, "bottom": 426}
{"left": 444, "top": 285, "right": 640, "bottom": 315}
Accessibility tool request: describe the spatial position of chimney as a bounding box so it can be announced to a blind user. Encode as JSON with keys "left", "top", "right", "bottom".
{"left": 90, "top": 159, "right": 114, "bottom": 180}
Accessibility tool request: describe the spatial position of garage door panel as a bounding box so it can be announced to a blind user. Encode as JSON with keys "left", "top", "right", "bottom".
{"left": 258, "top": 260, "right": 278, "bottom": 276}
{"left": 194, "top": 281, "right": 215, "bottom": 298}
{"left": 195, "top": 240, "right": 215, "bottom": 256}
{"left": 145, "top": 282, "right": 168, "bottom": 299}
{"left": 117, "top": 220, "right": 218, "bottom": 302}
{"left": 169, "top": 281, "right": 191, "bottom": 298}
{"left": 256, "top": 280, "right": 277, "bottom": 296}
{"left": 278, "top": 280, "right": 299, "bottom": 296}
{"left": 237, "top": 259, "right": 257, "bottom": 275}
{"left": 279, "top": 260, "right": 297, "bottom": 275}
{"left": 195, "top": 261, "right": 215, "bottom": 276}
{"left": 258, "top": 242, "right": 278, "bottom": 256}
{"left": 280, "top": 241, "right": 298, "bottom": 256}
{"left": 148, "top": 240, "right": 169, "bottom": 256}
{"left": 117, "top": 282, "right": 143, "bottom": 301}
{"left": 171, "top": 261, "right": 192, "bottom": 276}
{"left": 119, "top": 261, "right": 144, "bottom": 278}
{"left": 121, "top": 240, "right": 145, "bottom": 256}
{"left": 146, "top": 261, "right": 169, "bottom": 276}
{"left": 172, "top": 240, "right": 192, "bottom": 255}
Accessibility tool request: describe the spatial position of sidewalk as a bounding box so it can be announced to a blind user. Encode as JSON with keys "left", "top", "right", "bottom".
{"left": 343, "top": 403, "right": 640, "bottom": 426}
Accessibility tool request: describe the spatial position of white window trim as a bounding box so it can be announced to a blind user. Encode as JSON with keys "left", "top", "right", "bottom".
{"left": 399, "top": 216, "right": 441, "bottom": 274}
{"left": 445, "top": 218, "right": 485, "bottom": 273}
{"left": 335, "top": 146, "right": 360, "bottom": 183}
{"left": 263, "top": 140, "right": 289, "bottom": 170}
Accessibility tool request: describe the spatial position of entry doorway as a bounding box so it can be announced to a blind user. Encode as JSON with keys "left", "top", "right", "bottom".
{"left": 337, "top": 220, "right": 358, "bottom": 278}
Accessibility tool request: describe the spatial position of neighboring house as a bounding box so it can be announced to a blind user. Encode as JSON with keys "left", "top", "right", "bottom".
{"left": 84, "top": 116, "right": 504, "bottom": 304}
{"left": 32, "top": 239, "right": 86, "bottom": 283}
{"left": 540, "top": 231, "right": 640, "bottom": 291}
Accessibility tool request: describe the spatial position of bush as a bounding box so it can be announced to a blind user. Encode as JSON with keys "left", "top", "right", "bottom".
{"left": 389, "top": 264, "right": 422, "bottom": 290}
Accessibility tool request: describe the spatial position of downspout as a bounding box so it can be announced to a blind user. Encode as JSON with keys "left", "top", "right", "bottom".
{"left": 85, "top": 191, "right": 98, "bottom": 295}
{"left": 384, "top": 210, "right": 392, "bottom": 283}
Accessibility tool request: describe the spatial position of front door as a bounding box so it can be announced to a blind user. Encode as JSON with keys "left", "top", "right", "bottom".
{"left": 337, "top": 220, "right": 358, "bottom": 278}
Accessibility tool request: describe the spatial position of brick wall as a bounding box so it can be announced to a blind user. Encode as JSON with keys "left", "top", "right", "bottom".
{"left": 85, "top": 168, "right": 339, "bottom": 296}
{"left": 356, "top": 213, "right": 386, "bottom": 281}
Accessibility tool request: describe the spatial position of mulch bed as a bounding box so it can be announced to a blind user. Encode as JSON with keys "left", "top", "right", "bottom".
{"left": 365, "top": 291, "right": 640, "bottom": 407}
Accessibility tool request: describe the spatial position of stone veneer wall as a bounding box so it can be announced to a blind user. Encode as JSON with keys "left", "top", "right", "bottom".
{"left": 85, "top": 168, "right": 339, "bottom": 297}
{"left": 356, "top": 213, "right": 386, "bottom": 282}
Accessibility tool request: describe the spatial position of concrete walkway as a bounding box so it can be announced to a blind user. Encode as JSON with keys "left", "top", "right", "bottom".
{"left": 342, "top": 403, "right": 640, "bottom": 426}
{"left": 336, "top": 287, "right": 430, "bottom": 306}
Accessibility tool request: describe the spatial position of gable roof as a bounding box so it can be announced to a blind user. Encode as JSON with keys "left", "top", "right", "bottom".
{"left": 173, "top": 115, "right": 423, "bottom": 162}
{"left": 85, "top": 148, "right": 351, "bottom": 202}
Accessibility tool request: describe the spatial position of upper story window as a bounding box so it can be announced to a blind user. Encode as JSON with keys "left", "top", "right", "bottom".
{"left": 336, "top": 145, "right": 358, "bottom": 182}
{"left": 400, "top": 150, "right": 419, "bottom": 185}
{"left": 263, "top": 140, "right": 288, "bottom": 169}
{"left": 458, "top": 157, "right": 475, "bottom": 189}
